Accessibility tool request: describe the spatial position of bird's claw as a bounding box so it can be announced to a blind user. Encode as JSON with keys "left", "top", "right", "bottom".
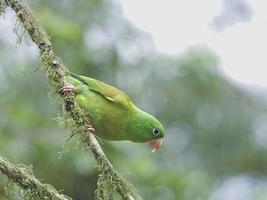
{"left": 85, "top": 124, "right": 95, "bottom": 133}
{"left": 58, "top": 85, "right": 75, "bottom": 94}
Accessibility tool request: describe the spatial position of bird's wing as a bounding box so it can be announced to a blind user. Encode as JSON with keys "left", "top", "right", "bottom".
{"left": 70, "top": 73, "right": 132, "bottom": 108}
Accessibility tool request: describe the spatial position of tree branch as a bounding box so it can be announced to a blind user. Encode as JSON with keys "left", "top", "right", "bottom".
{"left": 0, "top": 156, "right": 71, "bottom": 200}
{"left": 2, "top": 0, "right": 142, "bottom": 199}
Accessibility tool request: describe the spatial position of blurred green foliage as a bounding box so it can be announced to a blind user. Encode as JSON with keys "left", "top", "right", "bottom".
{"left": 1, "top": 0, "right": 267, "bottom": 200}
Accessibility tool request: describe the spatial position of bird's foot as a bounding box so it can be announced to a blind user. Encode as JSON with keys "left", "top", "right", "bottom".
{"left": 85, "top": 124, "right": 95, "bottom": 133}
{"left": 58, "top": 85, "right": 75, "bottom": 94}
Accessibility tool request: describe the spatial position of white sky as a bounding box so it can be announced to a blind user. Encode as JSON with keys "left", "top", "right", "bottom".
{"left": 119, "top": 0, "right": 267, "bottom": 87}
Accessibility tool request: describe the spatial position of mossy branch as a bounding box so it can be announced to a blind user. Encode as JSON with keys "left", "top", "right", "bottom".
{"left": 0, "top": 156, "right": 71, "bottom": 200}
{"left": 2, "top": 0, "right": 142, "bottom": 199}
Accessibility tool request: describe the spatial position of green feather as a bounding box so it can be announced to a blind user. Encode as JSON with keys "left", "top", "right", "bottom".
{"left": 67, "top": 73, "right": 165, "bottom": 143}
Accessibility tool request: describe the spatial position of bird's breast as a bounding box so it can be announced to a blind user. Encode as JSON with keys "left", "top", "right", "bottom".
{"left": 75, "top": 91, "right": 130, "bottom": 141}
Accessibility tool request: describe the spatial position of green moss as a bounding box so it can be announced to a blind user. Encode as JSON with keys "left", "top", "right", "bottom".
{"left": 0, "top": 0, "right": 7, "bottom": 16}
{"left": 0, "top": 156, "right": 71, "bottom": 200}
{"left": 2, "top": 0, "right": 143, "bottom": 199}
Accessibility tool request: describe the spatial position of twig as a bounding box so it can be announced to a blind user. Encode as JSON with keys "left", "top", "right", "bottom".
{"left": 3, "top": 0, "right": 142, "bottom": 199}
{"left": 0, "top": 156, "right": 71, "bottom": 200}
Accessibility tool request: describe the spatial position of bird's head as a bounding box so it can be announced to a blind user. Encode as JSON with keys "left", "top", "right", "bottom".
{"left": 127, "top": 106, "right": 165, "bottom": 152}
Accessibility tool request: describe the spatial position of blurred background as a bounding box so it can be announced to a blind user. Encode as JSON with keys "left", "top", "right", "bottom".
{"left": 1, "top": 0, "right": 267, "bottom": 199}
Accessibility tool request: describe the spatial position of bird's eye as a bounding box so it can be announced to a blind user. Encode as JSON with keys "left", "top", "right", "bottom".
{"left": 153, "top": 128, "right": 160, "bottom": 136}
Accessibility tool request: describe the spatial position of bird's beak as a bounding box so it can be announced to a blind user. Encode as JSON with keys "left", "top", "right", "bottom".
{"left": 148, "top": 139, "right": 163, "bottom": 152}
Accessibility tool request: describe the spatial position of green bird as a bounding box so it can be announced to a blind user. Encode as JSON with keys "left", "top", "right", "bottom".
{"left": 59, "top": 73, "right": 165, "bottom": 151}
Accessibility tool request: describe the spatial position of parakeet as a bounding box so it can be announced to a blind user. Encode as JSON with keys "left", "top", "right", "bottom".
{"left": 58, "top": 72, "right": 165, "bottom": 151}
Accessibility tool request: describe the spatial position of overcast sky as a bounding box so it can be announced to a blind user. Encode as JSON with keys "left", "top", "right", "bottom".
{"left": 119, "top": 0, "right": 267, "bottom": 87}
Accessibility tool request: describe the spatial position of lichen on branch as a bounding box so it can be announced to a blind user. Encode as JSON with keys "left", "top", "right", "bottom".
{"left": 0, "top": 156, "right": 71, "bottom": 200}
{"left": 1, "top": 0, "right": 143, "bottom": 199}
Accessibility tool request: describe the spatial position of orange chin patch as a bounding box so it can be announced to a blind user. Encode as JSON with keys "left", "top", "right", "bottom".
{"left": 148, "top": 138, "right": 163, "bottom": 152}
